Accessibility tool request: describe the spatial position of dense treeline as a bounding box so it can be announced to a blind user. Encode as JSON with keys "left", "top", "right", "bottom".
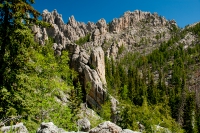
{"left": 103, "top": 23, "right": 200, "bottom": 132}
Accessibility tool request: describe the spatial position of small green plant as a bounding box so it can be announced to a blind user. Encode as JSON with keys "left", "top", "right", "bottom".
{"left": 90, "top": 64, "right": 96, "bottom": 70}
{"left": 118, "top": 45, "right": 125, "bottom": 55}
{"left": 75, "top": 34, "right": 91, "bottom": 45}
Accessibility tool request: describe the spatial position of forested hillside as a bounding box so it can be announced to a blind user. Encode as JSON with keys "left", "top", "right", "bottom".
{"left": 1, "top": 0, "right": 200, "bottom": 133}
{"left": 104, "top": 23, "right": 200, "bottom": 132}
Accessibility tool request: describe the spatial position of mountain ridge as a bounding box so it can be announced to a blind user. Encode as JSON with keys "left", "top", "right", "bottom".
{"left": 31, "top": 9, "right": 200, "bottom": 132}
{"left": 32, "top": 9, "right": 178, "bottom": 109}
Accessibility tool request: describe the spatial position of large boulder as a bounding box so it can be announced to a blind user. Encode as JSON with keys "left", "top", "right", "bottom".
{"left": 1, "top": 123, "right": 28, "bottom": 133}
{"left": 89, "top": 121, "right": 122, "bottom": 133}
{"left": 77, "top": 118, "right": 91, "bottom": 132}
{"left": 37, "top": 122, "right": 66, "bottom": 133}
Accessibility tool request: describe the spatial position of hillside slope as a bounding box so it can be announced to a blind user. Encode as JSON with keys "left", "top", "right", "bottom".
{"left": 31, "top": 9, "right": 200, "bottom": 132}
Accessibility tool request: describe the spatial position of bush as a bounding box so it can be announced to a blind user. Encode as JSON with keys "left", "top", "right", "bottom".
{"left": 75, "top": 34, "right": 91, "bottom": 45}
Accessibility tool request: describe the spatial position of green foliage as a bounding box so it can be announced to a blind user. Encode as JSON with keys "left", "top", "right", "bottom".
{"left": 0, "top": 0, "right": 50, "bottom": 119}
{"left": 0, "top": 1, "right": 80, "bottom": 131}
{"left": 17, "top": 39, "right": 78, "bottom": 131}
{"left": 89, "top": 64, "right": 96, "bottom": 70}
{"left": 118, "top": 99, "right": 183, "bottom": 132}
{"left": 99, "top": 99, "right": 112, "bottom": 121}
{"left": 183, "top": 92, "right": 198, "bottom": 133}
{"left": 118, "top": 45, "right": 125, "bottom": 55}
{"left": 75, "top": 34, "right": 91, "bottom": 45}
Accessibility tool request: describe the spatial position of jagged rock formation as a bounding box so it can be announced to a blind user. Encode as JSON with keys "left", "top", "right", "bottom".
{"left": 35, "top": 9, "right": 177, "bottom": 56}
{"left": 33, "top": 9, "right": 178, "bottom": 111}
{"left": 64, "top": 43, "right": 106, "bottom": 108}
{"left": 109, "top": 10, "right": 174, "bottom": 33}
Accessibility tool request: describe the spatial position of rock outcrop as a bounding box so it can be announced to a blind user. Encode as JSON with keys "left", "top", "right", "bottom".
{"left": 109, "top": 10, "right": 174, "bottom": 33}
{"left": 37, "top": 122, "right": 65, "bottom": 133}
{"left": 34, "top": 9, "right": 178, "bottom": 110}
{"left": 89, "top": 47, "right": 106, "bottom": 85}
{"left": 65, "top": 43, "right": 107, "bottom": 108}
{"left": 96, "top": 19, "right": 107, "bottom": 34}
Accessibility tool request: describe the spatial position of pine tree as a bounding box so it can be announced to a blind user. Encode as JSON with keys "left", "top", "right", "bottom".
{"left": 0, "top": 1, "right": 77, "bottom": 131}
{"left": 183, "top": 92, "right": 198, "bottom": 133}
{"left": 0, "top": 0, "right": 48, "bottom": 118}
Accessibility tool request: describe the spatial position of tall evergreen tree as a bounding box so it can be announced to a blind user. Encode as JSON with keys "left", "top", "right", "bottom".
{"left": 0, "top": 0, "right": 50, "bottom": 118}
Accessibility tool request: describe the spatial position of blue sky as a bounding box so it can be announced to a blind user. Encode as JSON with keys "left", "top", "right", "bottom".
{"left": 34, "top": 0, "right": 200, "bottom": 28}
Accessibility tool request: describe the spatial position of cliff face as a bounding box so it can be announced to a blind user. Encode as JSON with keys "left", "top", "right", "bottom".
{"left": 32, "top": 9, "right": 178, "bottom": 108}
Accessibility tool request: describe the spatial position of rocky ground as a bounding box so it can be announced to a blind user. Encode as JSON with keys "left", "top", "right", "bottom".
{"left": 1, "top": 120, "right": 142, "bottom": 133}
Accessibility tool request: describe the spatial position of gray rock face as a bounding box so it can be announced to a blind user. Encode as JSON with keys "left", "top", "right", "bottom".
{"left": 96, "top": 19, "right": 107, "bottom": 34}
{"left": 89, "top": 47, "right": 106, "bottom": 84}
{"left": 64, "top": 44, "right": 107, "bottom": 108}
{"left": 84, "top": 65, "right": 106, "bottom": 108}
{"left": 77, "top": 118, "right": 90, "bottom": 132}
